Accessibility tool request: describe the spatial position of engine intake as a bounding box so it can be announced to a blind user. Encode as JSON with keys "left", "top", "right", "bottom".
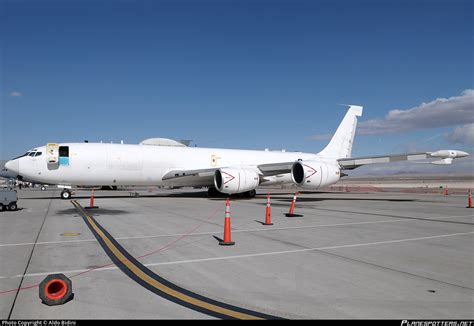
{"left": 214, "top": 167, "right": 260, "bottom": 194}
{"left": 291, "top": 161, "right": 341, "bottom": 189}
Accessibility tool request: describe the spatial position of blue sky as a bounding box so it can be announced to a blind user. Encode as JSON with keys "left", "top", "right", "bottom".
{"left": 1, "top": 0, "right": 473, "bottom": 172}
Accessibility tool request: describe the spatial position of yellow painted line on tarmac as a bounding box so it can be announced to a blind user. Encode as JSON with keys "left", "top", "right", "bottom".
{"left": 60, "top": 233, "right": 81, "bottom": 237}
{"left": 71, "top": 200, "right": 282, "bottom": 320}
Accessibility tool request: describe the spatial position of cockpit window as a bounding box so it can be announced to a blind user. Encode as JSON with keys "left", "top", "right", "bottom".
{"left": 11, "top": 149, "right": 41, "bottom": 160}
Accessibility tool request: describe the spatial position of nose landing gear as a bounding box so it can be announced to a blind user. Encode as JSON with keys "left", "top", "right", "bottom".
{"left": 60, "top": 189, "right": 71, "bottom": 200}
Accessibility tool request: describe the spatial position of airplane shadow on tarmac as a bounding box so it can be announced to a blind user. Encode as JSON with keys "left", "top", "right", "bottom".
{"left": 274, "top": 197, "right": 417, "bottom": 203}
{"left": 55, "top": 208, "right": 131, "bottom": 216}
{"left": 244, "top": 197, "right": 417, "bottom": 208}
{"left": 19, "top": 191, "right": 420, "bottom": 203}
{"left": 19, "top": 190, "right": 216, "bottom": 200}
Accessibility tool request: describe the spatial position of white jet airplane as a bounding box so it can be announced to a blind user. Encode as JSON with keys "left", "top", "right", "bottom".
{"left": 4, "top": 106, "right": 469, "bottom": 199}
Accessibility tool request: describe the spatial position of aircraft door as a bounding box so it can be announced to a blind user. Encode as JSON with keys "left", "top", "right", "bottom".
{"left": 46, "top": 143, "right": 59, "bottom": 164}
{"left": 59, "top": 146, "right": 69, "bottom": 166}
{"left": 46, "top": 143, "right": 69, "bottom": 170}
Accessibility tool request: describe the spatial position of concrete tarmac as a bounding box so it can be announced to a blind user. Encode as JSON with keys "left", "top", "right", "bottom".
{"left": 0, "top": 188, "right": 472, "bottom": 319}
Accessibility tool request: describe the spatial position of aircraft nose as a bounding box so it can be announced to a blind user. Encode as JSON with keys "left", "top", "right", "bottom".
{"left": 5, "top": 159, "right": 20, "bottom": 174}
{"left": 457, "top": 151, "right": 469, "bottom": 158}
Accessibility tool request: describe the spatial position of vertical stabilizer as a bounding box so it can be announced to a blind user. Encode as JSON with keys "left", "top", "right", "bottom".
{"left": 318, "top": 105, "right": 363, "bottom": 159}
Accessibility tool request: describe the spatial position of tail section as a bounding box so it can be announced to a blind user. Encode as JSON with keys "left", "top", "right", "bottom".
{"left": 318, "top": 105, "right": 363, "bottom": 159}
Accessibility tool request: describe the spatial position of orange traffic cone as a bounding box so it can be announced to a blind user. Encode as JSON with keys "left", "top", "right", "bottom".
{"left": 86, "top": 189, "right": 99, "bottom": 209}
{"left": 219, "top": 198, "right": 235, "bottom": 246}
{"left": 467, "top": 189, "right": 473, "bottom": 208}
{"left": 263, "top": 193, "right": 273, "bottom": 225}
{"left": 286, "top": 192, "right": 302, "bottom": 217}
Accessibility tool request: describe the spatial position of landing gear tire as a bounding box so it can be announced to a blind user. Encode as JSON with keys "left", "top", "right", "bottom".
{"left": 60, "top": 190, "right": 71, "bottom": 200}
{"left": 208, "top": 187, "right": 256, "bottom": 198}
{"left": 246, "top": 189, "right": 256, "bottom": 198}
{"left": 236, "top": 190, "right": 256, "bottom": 198}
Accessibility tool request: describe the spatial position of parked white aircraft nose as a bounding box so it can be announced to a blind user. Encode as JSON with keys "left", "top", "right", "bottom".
{"left": 5, "top": 159, "right": 20, "bottom": 174}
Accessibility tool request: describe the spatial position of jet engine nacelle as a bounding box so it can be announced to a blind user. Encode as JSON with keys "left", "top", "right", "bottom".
{"left": 214, "top": 167, "right": 260, "bottom": 194}
{"left": 291, "top": 161, "right": 341, "bottom": 189}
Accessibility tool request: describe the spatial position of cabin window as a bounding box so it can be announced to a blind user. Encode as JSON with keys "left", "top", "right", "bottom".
{"left": 34, "top": 152, "right": 42, "bottom": 157}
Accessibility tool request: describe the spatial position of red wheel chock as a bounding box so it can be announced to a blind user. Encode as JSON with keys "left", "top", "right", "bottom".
{"left": 39, "top": 274, "right": 73, "bottom": 306}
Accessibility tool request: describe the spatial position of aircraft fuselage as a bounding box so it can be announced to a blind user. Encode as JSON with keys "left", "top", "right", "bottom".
{"left": 7, "top": 143, "right": 328, "bottom": 187}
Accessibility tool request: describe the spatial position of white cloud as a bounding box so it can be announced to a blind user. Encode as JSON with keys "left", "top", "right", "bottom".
{"left": 358, "top": 89, "right": 474, "bottom": 135}
{"left": 445, "top": 123, "right": 474, "bottom": 146}
{"left": 9, "top": 91, "right": 22, "bottom": 97}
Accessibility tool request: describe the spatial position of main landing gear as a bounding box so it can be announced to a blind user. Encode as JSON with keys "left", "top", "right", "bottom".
{"left": 207, "top": 187, "right": 256, "bottom": 198}
{"left": 245, "top": 189, "right": 257, "bottom": 198}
